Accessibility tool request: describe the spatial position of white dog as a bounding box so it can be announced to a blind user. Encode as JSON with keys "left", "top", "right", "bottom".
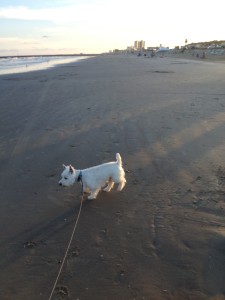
{"left": 59, "top": 153, "right": 126, "bottom": 199}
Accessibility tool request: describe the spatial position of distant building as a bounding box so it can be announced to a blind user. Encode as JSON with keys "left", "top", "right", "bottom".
{"left": 127, "top": 46, "right": 134, "bottom": 52}
{"left": 134, "top": 40, "right": 145, "bottom": 51}
{"left": 147, "top": 46, "right": 157, "bottom": 51}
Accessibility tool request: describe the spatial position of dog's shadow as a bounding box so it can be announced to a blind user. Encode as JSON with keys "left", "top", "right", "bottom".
{"left": 0, "top": 198, "right": 91, "bottom": 270}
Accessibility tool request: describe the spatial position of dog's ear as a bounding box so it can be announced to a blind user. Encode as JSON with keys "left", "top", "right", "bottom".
{"left": 69, "top": 165, "right": 75, "bottom": 174}
{"left": 62, "top": 164, "right": 66, "bottom": 169}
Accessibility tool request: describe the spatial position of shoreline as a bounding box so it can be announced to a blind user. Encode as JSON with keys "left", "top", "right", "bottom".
{"left": 0, "top": 55, "right": 95, "bottom": 76}
{"left": 1, "top": 51, "right": 225, "bottom": 77}
{"left": 0, "top": 53, "right": 98, "bottom": 59}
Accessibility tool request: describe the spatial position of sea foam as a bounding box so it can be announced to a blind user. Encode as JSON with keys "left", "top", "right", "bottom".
{"left": 0, "top": 55, "right": 89, "bottom": 75}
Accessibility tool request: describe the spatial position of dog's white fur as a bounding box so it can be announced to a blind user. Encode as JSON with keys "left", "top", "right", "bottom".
{"left": 59, "top": 153, "right": 126, "bottom": 199}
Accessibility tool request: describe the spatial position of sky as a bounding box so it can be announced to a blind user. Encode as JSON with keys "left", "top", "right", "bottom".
{"left": 0, "top": 0, "right": 224, "bottom": 55}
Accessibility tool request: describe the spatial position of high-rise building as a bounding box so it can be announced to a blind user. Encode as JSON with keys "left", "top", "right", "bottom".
{"left": 134, "top": 41, "right": 139, "bottom": 50}
{"left": 139, "top": 40, "right": 145, "bottom": 49}
{"left": 134, "top": 40, "right": 145, "bottom": 50}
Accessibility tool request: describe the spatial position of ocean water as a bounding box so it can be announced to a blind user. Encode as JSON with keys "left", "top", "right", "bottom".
{"left": 0, "top": 55, "right": 89, "bottom": 75}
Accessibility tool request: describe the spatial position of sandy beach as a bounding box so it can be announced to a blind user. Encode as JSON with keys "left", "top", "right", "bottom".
{"left": 1, "top": 54, "right": 225, "bottom": 300}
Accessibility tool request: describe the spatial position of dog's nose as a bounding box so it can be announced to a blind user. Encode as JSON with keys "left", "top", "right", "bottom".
{"left": 59, "top": 182, "right": 62, "bottom": 186}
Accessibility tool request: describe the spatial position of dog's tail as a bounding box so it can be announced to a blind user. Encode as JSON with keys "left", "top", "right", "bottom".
{"left": 116, "top": 153, "right": 122, "bottom": 166}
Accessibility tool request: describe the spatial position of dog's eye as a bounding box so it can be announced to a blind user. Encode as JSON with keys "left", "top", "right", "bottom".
{"left": 64, "top": 177, "right": 68, "bottom": 180}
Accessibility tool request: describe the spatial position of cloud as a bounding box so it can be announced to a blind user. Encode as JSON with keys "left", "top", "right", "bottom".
{"left": 0, "top": 6, "right": 66, "bottom": 22}
{"left": 0, "top": 3, "right": 107, "bottom": 24}
{"left": 0, "top": 37, "right": 39, "bottom": 46}
{"left": 0, "top": 2, "right": 155, "bottom": 25}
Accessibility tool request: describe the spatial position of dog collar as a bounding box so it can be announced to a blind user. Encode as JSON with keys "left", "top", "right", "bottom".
{"left": 77, "top": 170, "right": 82, "bottom": 182}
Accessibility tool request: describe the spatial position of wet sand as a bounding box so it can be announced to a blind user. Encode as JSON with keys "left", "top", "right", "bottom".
{"left": 1, "top": 54, "right": 225, "bottom": 300}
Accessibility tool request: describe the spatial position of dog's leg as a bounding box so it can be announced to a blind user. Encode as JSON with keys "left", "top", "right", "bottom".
{"left": 117, "top": 180, "right": 126, "bottom": 191}
{"left": 103, "top": 181, "right": 115, "bottom": 192}
{"left": 88, "top": 189, "right": 100, "bottom": 199}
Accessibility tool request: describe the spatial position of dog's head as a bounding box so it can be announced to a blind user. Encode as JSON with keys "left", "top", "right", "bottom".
{"left": 58, "top": 164, "right": 76, "bottom": 187}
